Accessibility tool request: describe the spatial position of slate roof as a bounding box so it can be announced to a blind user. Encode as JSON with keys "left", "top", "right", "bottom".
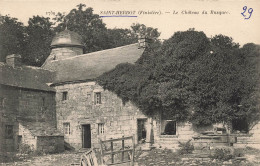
{"left": 51, "top": 29, "right": 84, "bottom": 48}
{"left": 21, "top": 122, "right": 63, "bottom": 136}
{"left": 0, "top": 63, "right": 55, "bottom": 92}
{"left": 43, "top": 43, "right": 144, "bottom": 84}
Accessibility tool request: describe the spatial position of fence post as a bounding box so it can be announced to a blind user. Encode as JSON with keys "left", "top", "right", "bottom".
{"left": 111, "top": 139, "right": 114, "bottom": 164}
{"left": 99, "top": 139, "right": 104, "bottom": 166}
{"left": 131, "top": 135, "right": 135, "bottom": 166}
{"left": 121, "top": 136, "right": 125, "bottom": 162}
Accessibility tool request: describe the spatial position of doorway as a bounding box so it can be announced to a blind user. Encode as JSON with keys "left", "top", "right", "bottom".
{"left": 137, "top": 119, "right": 147, "bottom": 143}
{"left": 232, "top": 119, "right": 249, "bottom": 133}
{"left": 82, "top": 124, "right": 91, "bottom": 148}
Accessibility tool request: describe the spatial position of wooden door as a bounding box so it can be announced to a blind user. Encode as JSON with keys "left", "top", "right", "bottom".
{"left": 82, "top": 124, "right": 91, "bottom": 148}
{"left": 137, "top": 119, "right": 147, "bottom": 143}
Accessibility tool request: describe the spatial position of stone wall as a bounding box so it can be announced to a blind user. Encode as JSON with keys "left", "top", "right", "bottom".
{"left": 18, "top": 123, "right": 37, "bottom": 150}
{"left": 54, "top": 81, "right": 205, "bottom": 150}
{"left": 0, "top": 84, "right": 56, "bottom": 154}
{"left": 55, "top": 81, "right": 147, "bottom": 149}
{"left": 37, "top": 136, "right": 64, "bottom": 153}
{"left": 50, "top": 47, "right": 83, "bottom": 60}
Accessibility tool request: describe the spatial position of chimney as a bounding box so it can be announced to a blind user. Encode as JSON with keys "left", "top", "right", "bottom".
{"left": 6, "top": 54, "right": 22, "bottom": 67}
{"left": 138, "top": 35, "right": 151, "bottom": 49}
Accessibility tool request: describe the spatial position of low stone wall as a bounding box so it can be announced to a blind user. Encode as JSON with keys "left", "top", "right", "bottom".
{"left": 37, "top": 136, "right": 64, "bottom": 153}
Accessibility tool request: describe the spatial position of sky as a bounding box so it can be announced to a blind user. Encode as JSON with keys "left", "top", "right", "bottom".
{"left": 0, "top": 0, "right": 260, "bottom": 46}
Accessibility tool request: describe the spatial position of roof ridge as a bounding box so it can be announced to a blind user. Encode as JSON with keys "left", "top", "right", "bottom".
{"left": 53, "top": 43, "right": 139, "bottom": 62}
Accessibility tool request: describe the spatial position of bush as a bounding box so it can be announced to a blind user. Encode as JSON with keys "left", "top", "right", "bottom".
{"left": 177, "top": 140, "right": 194, "bottom": 155}
{"left": 19, "top": 143, "right": 33, "bottom": 154}
{"left": 210, "top": 148, "right": 234, "bottom": 161}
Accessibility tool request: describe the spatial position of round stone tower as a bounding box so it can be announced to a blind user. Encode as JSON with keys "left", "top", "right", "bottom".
{"left": 50, "top": 29, "right": 84, "bottom": 60}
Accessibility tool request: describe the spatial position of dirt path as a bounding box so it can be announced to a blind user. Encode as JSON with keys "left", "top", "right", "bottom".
{"left": 2, "top": 148, "right": 260, "bottom": 166}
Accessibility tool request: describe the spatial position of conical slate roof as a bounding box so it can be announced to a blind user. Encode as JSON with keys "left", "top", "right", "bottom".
{"left": 50, "top": 29, "right": 84, "bottom": 48}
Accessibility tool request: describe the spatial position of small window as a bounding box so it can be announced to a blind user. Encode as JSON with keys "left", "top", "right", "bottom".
{"left": 5, "top": 125, "right": 13, "bottom": 139}
{"left": 0, "top": 97, "right": 6, "bottom": 108}
{"left": 98, "top": 123, "right": 104, "bottom": 135}
{"left": 94, "top": 92, "right": 101, "bottom": 105}
{"left": 63, "top": 123, "right": 70, "bottom": 135}
{"left": 62, "top": 92, "right": 68, "bottom": 101}
{"left": 161, "top": 120, "right": 176, "bottom": 135}
{"left": 42, "top": 97, "right": 45, "bottom": 107}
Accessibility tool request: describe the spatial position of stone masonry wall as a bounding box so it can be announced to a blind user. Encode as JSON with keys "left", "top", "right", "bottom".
{"left": 0, "top": 84, "right": 56, "bottom": 154}
{"left": 55, "top": 81, "right": 203, "bottom": 150}
{"left": 50, "top": 47, "right": 83, "bottom": 60}
{"left": 55, "top": 81, "right": 148, "bottom": 149}
{"left": 18, "top": 124, "right": 37, "bottom": 151}
{"left": 37, "top": 136, "right": 64, "bottom": 153}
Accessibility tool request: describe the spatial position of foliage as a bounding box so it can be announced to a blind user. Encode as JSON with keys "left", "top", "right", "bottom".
{"left": 23, "top": 15, "right": 54, "bottom": 66}
{"left": 0, "top": 15, "right": 25, "bottom": 62}
{"left": 0, "top": 4, "right": 160, "bottom": 66}
{"left": 177, "top": 140, "right": 194, "bottom": 155}
{"left": 98, "top": 29, "right": 260, "bottom": 126}
{"left": 54, "top": 4, "right": 160, "bottom": 53}
{"left": 19, "top": 143, "right": 33, "bottom": 154}
{"left": 210, "top": 148, "right": 234, "bottom": 161}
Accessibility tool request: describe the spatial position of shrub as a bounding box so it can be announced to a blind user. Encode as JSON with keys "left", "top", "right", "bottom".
{"left": 210, "top": 148, "right": 233, "bottom": 161}
{"left": 19, "top": 143, "right": 33, "bottom": 154}
{"left": 177, "top": 139, "right": 194, "bottom": 155}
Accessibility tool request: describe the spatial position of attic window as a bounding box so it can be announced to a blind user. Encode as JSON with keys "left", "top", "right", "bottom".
{"left": 62, "top": 92, "right": 68, "bottom": 101}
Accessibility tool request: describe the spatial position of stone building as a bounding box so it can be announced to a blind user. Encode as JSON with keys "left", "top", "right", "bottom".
{"left": 0, "top": 54, "right": 64, "bottom": 157}
{"left": 41, "top": 29, "right": 260, "bottom": 150}
{"left": 1, "top": 29, "right": 260, "bottom": 157}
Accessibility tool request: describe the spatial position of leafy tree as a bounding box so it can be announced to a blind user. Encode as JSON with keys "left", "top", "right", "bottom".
{"left": 131, "top": 23, "right": 160, "bottom": 41}
{"left": 54, "top": 4, "right": 161, "bottom": 53}
{"left": 97, "top": 30, "right": 260, "bottom": 127}
{"left": 107, "top": 28, "right": 137, "bottom": 48}
{"left": 54, "top": 4, "right": 110, "bottom": 53}
{"left": 0, "top": 15, "right": 25, "bottom": 62}
{"left": 23, "top": 15, "right": 54, "bottom": 66}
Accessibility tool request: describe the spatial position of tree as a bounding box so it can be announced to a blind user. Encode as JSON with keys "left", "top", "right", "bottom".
{"left": 23, "top": 15, "right": 54, "bottom": 66}
{"left": 131, "top": 23, "right": 160, "bottom": 41}
{"left": 107, "top": 28, "right": 137, "bottom": 48}
{"left": 0, "top": 15, "right": 25, "bottom": 62}
{"left": 54, "top": 4, "right": 110, "bottom": 53}
{"left": 54, "top": 6, "right": 162, "bottom": 53}
{"left": 97, "top": 30, "right": 260, "bottom": 126}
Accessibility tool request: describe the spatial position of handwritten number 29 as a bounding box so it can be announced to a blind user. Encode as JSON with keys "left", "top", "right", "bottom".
{"left": 241, "top": 6, "right": 253, "bottom": 19}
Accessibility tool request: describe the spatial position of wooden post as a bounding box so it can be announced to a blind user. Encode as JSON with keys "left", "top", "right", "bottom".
{"left": 99, "top": 139, "right": 104, "bottom": 166}
{"left": 111, "top": 140, "right": 114, "bottom": 164}
{"left": 121, "top": 136, "right": 125, "bottom": 162}
{"left": 131, "top": 135, "right": 135, "bottom": 166}
{"left": 145, "top": 118, "right": 153, "bottom": 150}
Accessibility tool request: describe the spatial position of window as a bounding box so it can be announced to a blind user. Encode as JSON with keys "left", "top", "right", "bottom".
{"left": 62, "top": 92, "right": 68, "bottom": 101}
{"left": 94, "top": 92, "right": 101, "bottom": 105}
{"left": 98, "top": 123, "right": 104, "bottom": 135}
{"left": 42, "top": 97, "right": 45, "bottom": 107}
{"left": 63, "top": 123, "right": 70, "bottom": 135}
{"left": 161, "top": 120, "right": 176, "bottom": 135}
{"left": 0, "top": 97, "right": 5, "bottom": 108}
{"left": 232, "top": 118, "right": 249, "bottom": 133}
{"left": 5, "top": 125, "right": 13, "bottom": 139}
